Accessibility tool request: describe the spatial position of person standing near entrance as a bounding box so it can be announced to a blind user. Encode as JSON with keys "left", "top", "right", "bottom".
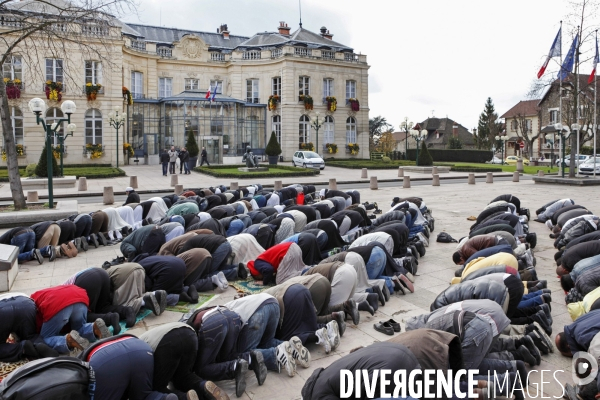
{"left": 200, "top": 147, "right": 210, "bottom": 166}
{"left": 168, "top": 146, "right": 178, "bottom": 174}
{"left": 179, "top": 147, "right": 190, "bottom": 174}
{"left": 160, "top": 149, "right": 170, "bottom": 176}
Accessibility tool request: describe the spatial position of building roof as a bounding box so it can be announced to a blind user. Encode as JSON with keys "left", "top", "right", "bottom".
{"left": 417, "top": 117, "right": 475, "bottom": 146}
{"left": 500, "top": 100, "right": 540, "bottom": 119}
{"left": 538, "top": 73, "right": 599, "bottom": 106}
{"left": 123, "top": 23, "right": 249, "bottom": 48}
{"left": 392, "top": 132, "right": 409, "bottom": 142}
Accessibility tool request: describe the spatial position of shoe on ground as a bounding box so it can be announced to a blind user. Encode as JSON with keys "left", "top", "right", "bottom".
{"left": 93, "top": 318, "right": 111, "bottom": 339}
{"left": 124, "top": 306, "right": 137, "bottom": 328}
{"left": 249, "top": 349, "right": 268, "bottom": 384}
{"left": 66, "top": 330, "right": 89, "bottom": 351}
{"left": 326, "top": 320, "right": 340, "bottom": 351}
{"left": 289, "top": 336, "right": 310, "bottom": 368}
{"left": 385, "top": 318, "right": 401, "bottom": 332}
{"left": 373, "top": 321, "right": 394, "bottom": 336}
{"left": 343, "top": 299, "right": 360, "bottom": 325}
{"left": 315, "top": 327, "right": 331, "bottom": 354}
{"left": 332, "top": 311, "right": 346, "bottom": 337}
{"left": 234, "top": 359, "right": 248, "bottom": 397}
{"left": 372, "top": 285, "right": 385, "bottom": 306}
{"left": 32, "top": 248, "right": 44, "bottom": 264}
{"left": 276, "top": 341, "right": 297, "bottom": 377}
{"left": 97, "top": 232, "right": 108, "bottom": 246}
{"left": 47, "top": 245, "right": 56, "bottom": 262}
{"left": 202, "top": 381, "right": 230, "bottom": 400}
{"left": 143, "top": 292, "right": 160, "bottom": 316}
{"left": 154, "top": 290, "right": 167, "bottom": 315}
{"left": 90, "top": 234, "right": 99, "bottom": 248}
{"left": 80, "top": 236, "right": 89, "bottom": 251}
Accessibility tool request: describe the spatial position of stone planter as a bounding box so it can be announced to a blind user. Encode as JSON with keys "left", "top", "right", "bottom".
{"left": 268, "top": 155, "right": 279, "bottom": 165}
{"left": 188, "top": 157, "right": 198, "bottom": 170}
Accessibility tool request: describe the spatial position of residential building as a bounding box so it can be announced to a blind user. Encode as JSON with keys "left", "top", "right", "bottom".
{"left": 500, "top": 100, "right": 541, "bottom": 158}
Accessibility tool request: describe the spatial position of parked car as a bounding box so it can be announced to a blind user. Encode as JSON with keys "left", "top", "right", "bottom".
{"left": 292, "top": 151, "right": 325, "bottom": 170}
{"left": 505, "top": 156, "right": 530, "bottom": 166}
{"left": 556, "top": 154, "right": 589, "bottom": 166}
{"left": 487, "top": 156, "right": 504, "bottom": 164}
{"left": 578, "top": 157, "right": 600, "bottom": 175}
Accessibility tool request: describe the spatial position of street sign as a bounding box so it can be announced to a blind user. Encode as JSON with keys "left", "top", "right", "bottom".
{"left": 519, "top": 142, "right": 525, "bottom": 149}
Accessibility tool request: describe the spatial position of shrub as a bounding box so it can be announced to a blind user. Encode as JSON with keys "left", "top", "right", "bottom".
{"left": 417, "top": 142, "right": 433, "bottom": 166}
{"left": 448, "top": 137, "right": 463, "bottom": 149}
{"left": 266, "top": 131, "right": 282, "bottom": 156}
{"left": 25, "top": 163, "right": 37, "bottom": 177}
{"left": 35, "top": 144, "right": 59, "bottom": 178}
{"left": 186, "top": 128, "right": 199, "bottom": 158}
{"left": 382, "top": 156, "right": 391, "bottom": 163}
{"left": 451, "top": 167, "right": 502, "bottom": 172}
{"left": 407, "top": 149, "right": 492, "bottom": 163}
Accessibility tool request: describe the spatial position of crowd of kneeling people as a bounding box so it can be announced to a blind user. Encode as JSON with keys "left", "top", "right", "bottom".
{"left": 0, "top": 185, "right": 436, "bottom": 400}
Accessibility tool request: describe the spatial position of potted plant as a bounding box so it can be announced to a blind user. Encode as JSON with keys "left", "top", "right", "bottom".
{"left": 4, "top": 78, "right": 21, "bottom": 100}
{"left": 122, "top": 86, "right": 133, "bottom": 105}
{"left": 348, "top": 98, "right": 360, "bottom": 111}
{"left": 300, "top": 142, "right": 314, "bottom": 151}
{"left": 123, "top": 143, "right": 134, "bottom": 157}
{"left": 45, "top": 81, "right": 62, "bottom": 101}
{"left": 186, "top": 128, "right": 199, "bottom": 169}
{"left": 86, "top": 83, "right": 102, "bottom": 101}
{"left": 326, "top": 96, "right": 337, "bottom": 112}
{"left": 85, "top": 143, "right": 103, "bottom": 159}
{"left": 325, "top": 143, "right": 338, "bottom": 154}
{"left": 347, "top": 143, "right": 360, "bottom": 155}
{"left": 268, "top": 95, "right": 280, "bottom": 111}
{"left": 300, "top": 94, "right": 313, "bottom": 111}
{"left": 266, "top": 131, "right": 281, "bottom": 165}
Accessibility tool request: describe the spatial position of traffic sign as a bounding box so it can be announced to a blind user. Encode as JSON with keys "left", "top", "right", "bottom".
{"left": 519, "top": 142, "right": 525, "bottom": 149}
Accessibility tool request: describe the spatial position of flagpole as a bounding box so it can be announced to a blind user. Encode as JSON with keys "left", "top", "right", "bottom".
{"left": 559, "top": 21, "right": 564, "bottom": 177}
{"left": 595, "top": 30, "right": 598, "bottom": 177}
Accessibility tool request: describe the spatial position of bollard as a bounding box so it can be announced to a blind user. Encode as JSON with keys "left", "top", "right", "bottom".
{"left": 432, "top": 174, "right": 440, "bottom": 186}
{"left": 403, "top": 176, "right": 411, "bottom": 188}
{"left": 538, "top": 170, "right": 544, "bottom": 177}
{"left": 78, "top": 177, "right": 87, "bottom": 191}
{"left": 328, "top": 178, "right": 337, "bottom": 190}
{"left": 230, "top": 182, "right": 239, "bottom": 190}
{"left": 361, "top": 168, "right": 368, "bottom": 179}
{"left": 27, "top": 191, "right": 38, "bottom": 202}
{"left": 174, "top": 184, "right": 183, "bottom": 195}
{"left": 398, "top": 167, "right": 404, "bottom": 177}
{"left": 468, "top": 173, "right": 476, "bottom": 184}
{"left": 129, "top": 175, "right": 138, "bottom": 189}
{"left": 370, "top": 176, "right": 378, "bottom": 190}
{"left": 486, "top": 172, "right": 493, "bottom": 184}
{"left": 103, "top": 186, "right": 114, "bottom": 205}
{"left": 274, "top": 180, "right": 283, "bottom": 190}
{"left": 516, "top": 159, "right": 524, "bottom": 172}
{"left": 513, "top": 171, "right": 520, "bottom": 182}
{"left": 170, "top": 174, "right": 178, "bottom": 187}
{"left": 432, "top": 166, "right": 438, "bottom": 175}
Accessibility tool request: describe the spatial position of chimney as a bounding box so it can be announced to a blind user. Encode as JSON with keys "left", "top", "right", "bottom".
{"left": 320, "top": 26, "right": 333, "bottom": 40}
{"left": 278, "top": 22, "right": 291, "bottom": 36}
{"left": 219, "top": 24, "right": 230, "bottom": 39}
{"left": 452, "top": 125, "right": 459, "bottom": 138}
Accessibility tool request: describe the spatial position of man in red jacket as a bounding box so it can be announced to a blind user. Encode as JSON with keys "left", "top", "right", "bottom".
{"left": 31, "top": 285, "right": 111, "bottom": 353}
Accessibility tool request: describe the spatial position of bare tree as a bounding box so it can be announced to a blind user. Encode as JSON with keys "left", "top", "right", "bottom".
{"left": 0, "top": 0, "right": 137, "bottom": 209}
{"left": 510, "top": 110, "right": 540, "bottom": 159}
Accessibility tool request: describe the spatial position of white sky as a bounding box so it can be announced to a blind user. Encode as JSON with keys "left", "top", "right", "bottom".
{"left": 124, "top": 0, "right": 599, "bottom": 131}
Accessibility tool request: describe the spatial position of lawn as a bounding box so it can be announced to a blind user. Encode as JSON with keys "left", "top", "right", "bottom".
{"left": 0, "top": 167, "right": 125, "bottom": 181}
{"left": 195, "top": 164, "right": 320, "bottom": 178}
{"left": 447, "top": 162, "right": 565, "bottom": 175}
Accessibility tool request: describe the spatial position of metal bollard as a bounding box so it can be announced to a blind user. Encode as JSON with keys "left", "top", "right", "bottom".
{"left": 468, "top": 173, "right": 476, "bottom": 184}
{"left": 398, "top": 167, "right": 404, "bottom": 177}
{"left": 103, "top": 186, "right": 114, "bottom": 205}
{"left": 129, "top": 175, "right": 138, "bottom": 189}
{"left": 328, "top": 178, "right": 337, "bottom": 190}
{"left": 486, "top": 172, "right": 493, "bottom": 183}
{"left": 27, "top": 191, "right": 39, "bottom": 202}
{"left": 174, "top": 184, "right": 183, "bottom": 195}
{"left": 230, "top": 182, "right": 239, "bottom": 190}
{"left": 513, "top": 171, "right": 520, "bottom": 182}
{"left": 274, "top": 180, "right": 283, "bottom": 190}
{"left": 403, "top": 176, "right": 411, "bottom": 188}
{"left": 432, "top": 174, "right": 440, "bottom": 186}
{"left": 170, "top": 174, "right": 178, "bottom": 187}
{"left": 361, "top": 168, "right": 368, "bottom": 179}
{"left": 78, "top": 177, "right": 87, "bottom": 191}
{"left": 370, "top": 176, "right": 378, "bottom": 190}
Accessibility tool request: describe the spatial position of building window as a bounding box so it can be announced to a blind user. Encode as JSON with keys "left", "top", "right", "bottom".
{"left": 322, "top": 50, "right": 335, "bottom": 60}
{"left": 85, "top": 109, "right": 102, "bottom": 145}
{"left": 46, "top": 108, "right": 64, "bottom": 146}
{"left": 3, "top": 55, "right": 22, "bottom": 81}
{"left": 346, "top": 80, "right": 356, "bottom": 101}
{"left": 324, "top": 116, "right": 334, "bottom": 144}
{"left": 131, "top": 71, "right": 143, "bottom": 99}
{"left": 272, "top": 115, "right": 281, "bottom": 143}
{"left": 10, "top": 107, "right": 23, "bottom": 145}
{"left": 549, "top": 110, "right": 558, "bottom": 124}
{"left": 323, "top": 78, "right": 334, "bottom": 101}
{"left": 346, "top": 117, "right": 357, "bottom": 144}
{"left": 46, "top": 58, "right": 63, "bottom": 82}
{"left": 272, "top": 77, "right": 281, "bottom": 97}
{"left": 242, "top": 50, "right": 261, "bottom": 60}
{"left": 294, "top": 47, "right": 311, "bottom": 56}
{"left": 299, "top": 115, "right": 310, "bottom": 146}
{"left": 246, "top": 79, "right": 259, "bottom": 103}
{"left": 510, "top": 120, "right": 518, "bottom": 131}
{"left": 210, "top": 80, "right": 223, "bottom": 94}
{"left": 85, "top": 61, "right": 102, "bottom": 84}
{"left": 299, "top": 76, "right": 310, "bottom": 98}
{"left": 525, "top": 119, "right": 532, "bottom": 133}
{"left": 158, "top": 77, "right": 172, "bottom": 98}
{"left": 130, "top": 39, "right": 146, "bottom": 51}
{"left": 185, "top": 78, "right": 199, "bottom": 90}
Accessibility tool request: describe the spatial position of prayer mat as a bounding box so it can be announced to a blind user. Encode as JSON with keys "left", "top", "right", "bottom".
{"left": 165, "top": 294, "right": 214, "bottom": 313}
{"left": 231, "top": 277, "right": 274, "bottom": 295}
{"left": 0, "top": 359, "right": 29, "bottom": 383}
{"left": 108, "top": 309, "right": 153, "bottom": 335}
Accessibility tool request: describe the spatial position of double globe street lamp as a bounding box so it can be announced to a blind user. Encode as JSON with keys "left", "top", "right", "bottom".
{"left": 494, "top": 134, "right": 508, "bottom": 164}
{"left": 409, "top": 129, "right": 427, "bottom": 165}
{"left": 108, "top": 106, "right": 127, "bottom": 168}
{"left": 311, "top": 111, "right": 323, "bottom": 156}
{"left": 28, "top": 98, "right": 77, "bottom": 209}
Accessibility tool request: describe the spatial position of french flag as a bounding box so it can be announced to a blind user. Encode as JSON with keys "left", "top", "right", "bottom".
{"left": 589, "top": 34, "right": 599, "bottom": 84}
{"left": 205, "top": 85, "right": 212, "bottom": 99}
{"left": 538, "top": 27, "right": 561, "bottom": 79}
{"left": 211, "top": 85, "right": 217, "bottom": 102}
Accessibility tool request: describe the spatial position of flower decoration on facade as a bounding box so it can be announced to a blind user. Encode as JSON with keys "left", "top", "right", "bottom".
{"left": 325, "top": 143, "right": 338, "bottom": 154}
{"left": 122, "top": 86, "right": 133, "bottom": 105}
{"left": 86, "top": 143, "right": 104, "bottom": 159}
{"left": 45, "top": 81, "right": 62, "bottom": 102}
{"left": 300, "top": 142, "right": 314, "bottom": 151}
{"left": 326, "top": 96, "right": 337, "bottom": 112}
{"left": 4, "top": 78, "right": 21, "bottom": 100}
{"left": 123, "top": 143, "right": 134, "bottom": 157}
{"left": 299, "top": 94, "right": 313, "bottom": 111}
{"left": 348, "top": 98, "right": 360, "bottom": 112}
{"left": 86, "top": 82, "right": 102, "bottom": 101}
{"left": 347, "top": 143, "right": 360, "bottom": 155}
{"left": 2, "top": 144, "right": 25, "bottom": 161}
{"left": 268, "top": 95, "right": 280, "bottom": 111}
{"left": 52, "top": 145, "right": 62, "bottom": 160}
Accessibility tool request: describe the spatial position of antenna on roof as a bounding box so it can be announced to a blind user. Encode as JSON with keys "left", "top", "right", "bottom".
{"left": 299, "top": 0, "right": 303, "bottom": 28}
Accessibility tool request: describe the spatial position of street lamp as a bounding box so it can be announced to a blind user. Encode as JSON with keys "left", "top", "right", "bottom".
{"left": 556, "top": 123, "right": 571, "bottom": 178}
{"left": 494, "top": 134, "right": 508, "bottom": 164}
{"left": 545, "top": 133, "right": 556, "bottom": 168}
{"left": 28, "top": 98, "right": 76, "bottom": 209}
{"left": 311, "top": 111, "right": 323, "bottom": 156}
{"left": 410, "top": 129, "right": 427, "bottom": 165}
{"left": 108, "top": 106, "right": 127, "bottom": 168}
{"left": 55, "top": 123, "right": 76, "bottom": 177}
{"left": 400, "top": 117, "right": 413, "bottom": 160}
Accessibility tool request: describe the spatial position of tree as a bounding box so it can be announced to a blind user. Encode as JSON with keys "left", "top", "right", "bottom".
{"left": 508, "top": 101, "right": 541, "bottom": 159}
{"left": 448, "top": 137, "right": 463, "bottom": 149}
{"left": 417, "top": 141, "right": 433, "bottom": 166}
{"left": 35, "top": 144, "right": 58, "bottom": 178}
{"left": 0, "top": 0, "right": 138, "bottom": 209}
{"left": 266, "top": 131, "right": 281, "bottom": 156}
{"left": 476, "top": 98, "right": 502, "bottom": 150}
{"left": 369, "top": 116, "right": 392, "bottom": 151}
{"left": 186, "top": 128, "right": 199, "bottom": 158}
{"left": 377, "top": 130, "right": 395, "bottom": 154}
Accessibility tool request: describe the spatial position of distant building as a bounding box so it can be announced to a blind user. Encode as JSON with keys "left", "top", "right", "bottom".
{"left": 500, "top": 100, "right": 541, "bottom": 158}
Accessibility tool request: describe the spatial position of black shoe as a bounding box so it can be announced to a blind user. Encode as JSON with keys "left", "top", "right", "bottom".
{"left": 188, "top": 285, "right": 199, "bottom": 304}
{"left": 530, "top": 311, "right": 552, "bottom": 335}
{"left": 519, "top": 335, "right": 541, "bottom": 365}
{"left": 33, "top": 342, "right": 59, "bottom": 358}
{"left": 332, "top": 311, "right": 346, "bottom": 337}
{"left": 537, "top": 303, "right": 552, "bottom": 324}
{"left": 47, "top": 245, "right": 56, "bottom": 262}
{"left": 526, "top": 232, "right": 537, "bottom": 249}
{"left": 90, "top": 234, "right": 99, "bottom": 248}
{"left": 249, "top": 350, "right": 267, "bottom": 386}
{"left": 102, "top": 261, "right": 112, "bottom": 270}
{"left": 382, "top": 284, "right": 390, "bottom": 302}
{"left": 143, "top": 293, "right": 160, "bottom": 316}
{"left": 372, "top": 285, "right": 385, "bottom": 306}
{"left": 97, "top": 232, "right": 107, "bottom": 246}
{"left": 80, "top": 236, "right": 89, "bottom": 251}
{"left": 237, "top": 264, "right": 248, "bottom": 280}
{"left": 154, "top": 290, "right": 167, "bottom": 315}
{"left": 234, "top": 359, "right": 248, "bottom": 397}
{"left": 527, "top": 331, "right": 550, "bottom": 355}
{"left": 32, "top": 248, "right": 44, "bottom": 264}
{"left": 534, "top": 280, "right": 548, "bottom": 290}
{"left": 107, "top": 312, "right": 121, "bottom": 335}
{"left": 123, "top": 306, "right": 136, "bottom": 328}
{"left": 358, "top": 300, "right": 375, "bottom": 316}
{"left": 343, "top": 299, "right": 360, "bottom": 325}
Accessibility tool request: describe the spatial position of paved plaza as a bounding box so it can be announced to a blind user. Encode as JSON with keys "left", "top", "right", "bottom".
{"left": 3, "top": 178, "right": 590, "bottom": 399}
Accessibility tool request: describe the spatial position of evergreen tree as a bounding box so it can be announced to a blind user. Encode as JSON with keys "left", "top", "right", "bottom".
{"left": 417, "top": 141, "right": 433, "bottom": 166}
{"left": 266, "top": 131, "right": 282, "bottom": 156}
{"left": 476, "top": 97, "right": 502, "bottom": 150}
{"left": 35, "top": 144, "right": 59, "bottom": 178}
{"left": 448, "top": 137, "right": 463, "bottom": 149}
{"left": 185, "top": 129, "right": 199, "bottom": 158}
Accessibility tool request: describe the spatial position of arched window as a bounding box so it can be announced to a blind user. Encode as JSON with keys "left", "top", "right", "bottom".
{"left": 272, "top": 115, "right": 281, "bottom": 143}
{"left": 346, "top": 117, "right": 356, "bottom": 144}
{"left": 323, "top": 115, "right": 334, "bottom": 145}
{"left": 46, "top": 108, "right": 64, "bottom": 146}
{"left": 85, "top": 109, "right": 102, "bottom": 145}
{"left": 11, "top": 107, "right": 23, "bottom": 145}
{"left": 299, "top": 115, "right": 310, "bottom": 146}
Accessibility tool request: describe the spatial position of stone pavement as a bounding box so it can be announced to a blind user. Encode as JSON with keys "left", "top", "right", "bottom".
{"left": 2, "top": 179, "right": 588, "bottom": 399}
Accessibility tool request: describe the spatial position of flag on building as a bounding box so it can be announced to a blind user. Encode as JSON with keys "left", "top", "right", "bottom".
{"left": 589, "top": 34, "right": 599, "bottom": 84}
{"left": 558, "top": 34, "right": 579, "bottom": 81}
{"left": 211, "top": 85, "right": 218, "bottom": 102}
{"left": 537, "top": 27, "right": 561, "bottom": 79}
{"left": 205, "top": 85, "right": 212, "bottom": 99}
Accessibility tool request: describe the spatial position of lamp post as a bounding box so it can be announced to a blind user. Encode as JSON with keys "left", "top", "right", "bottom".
{"left": 400, "top": 117, "right": 413, "bottom": 160}
{"left": 494, "top": 134, "right": 508, "bottom": 165}
{"left": 108, "top": 106, "right": 127, "bottom": 168}
{"left": 311, "top": 111, "right": 323, "bottom": 156}
{"left": 556, "top": 123, "right": 571, "bottom": 178}
{"left": 29, "top": 98, "right": 76, "bottom": 209}
{"left": 410, "top": 129, "right": 427, "bottom": 165}
{"left": 545, "top": 133, "right": 555, "bottom": 168}
{"left": 56, "top": 123, "right": 76, "bottom": 177}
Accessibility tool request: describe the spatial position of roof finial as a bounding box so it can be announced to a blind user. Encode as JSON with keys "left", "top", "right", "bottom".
{"left": 299, "top": 0, "right": 303, "bottom": 27}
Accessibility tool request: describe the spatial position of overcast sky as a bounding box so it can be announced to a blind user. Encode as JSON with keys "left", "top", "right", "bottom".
{"left": 124, "top": 0, "right": 599, "bottom": 131}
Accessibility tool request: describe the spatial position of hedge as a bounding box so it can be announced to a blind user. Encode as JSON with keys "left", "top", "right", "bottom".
{"left": 0, "top": 167, "right": 125, "bottom": 181}
{"left": 194, "top": 164, "right": 319, "bottom": 178}
{"left": 0, "top": 163, "right": 113, "bottom": 170}
{"left": 450, "top": 167, "right": 502, "bottom": 173}
{"left": 406, "top": 149, "right": 493, "bottom": 163}
{"left": 325, "top": 159, "right": 414, "bottom": 169}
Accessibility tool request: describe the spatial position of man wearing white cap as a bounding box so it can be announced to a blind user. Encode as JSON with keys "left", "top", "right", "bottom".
{"left": 123, "top": 187, "right": 140, "bottom": 206}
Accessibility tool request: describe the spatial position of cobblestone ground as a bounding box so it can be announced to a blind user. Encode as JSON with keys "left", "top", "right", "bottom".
{"left": 7, "top": 179, "right": 591, "bottom": 399}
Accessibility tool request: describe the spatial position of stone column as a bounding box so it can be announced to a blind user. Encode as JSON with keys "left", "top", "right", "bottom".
{"left": 513, "top": 171, "right": 520, "bottom": 182}
{"left": 370, "top": 176, "right": 378, "bottom": 190}
{"left": 328, "top": 178, "right": 337, "bottom": 190}
{"left": 432, "top": 166, "right": 438, "bottom": 175}
{"left": 103, "top": 186, "right": 114, "bottom": 205}
{"left": 403, "top": 176, "right": 411, "bottom": 188}
{"left": 27, "top": 191, "right": 38, "bottom": 202}
{"left": 486, "top": 172, "right": 493, "bottom": 183}
{"left": 129, "top": 175, "right": 138, "bottom": 189}
{"left": 230, "top": 182, "right": 239, "bottom": 190}
{"left": 398, "top": 167, "right": 404, "bottom": 177}
{"left": 78, "top": 177, "right": 87, "bottom": 191}
{"left": 538, "top": 170, "right": 544, "bottom": 177}
{"left": 516, "top": 159, "right": 524, "bottom": 172}
{"left": 468, "top": 173, "right": 476, "bottom": 184}
{"left": 432, "top": 174, "right": 440, "bottom": 186}
{"left": 174, "top": 184, "right": 183, "bottom": 195}
{"left": 361, "top": 168, "right": 368, "bottom": 179}
{"left": 170, "top": 174, "right": 178, "bottom": 187}
{"left": 274, "top": 180, "right": 283, "bottom": 190}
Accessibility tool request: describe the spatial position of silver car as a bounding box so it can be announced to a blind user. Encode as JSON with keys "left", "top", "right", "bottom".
{"left": 292, "top": 151, "right": 325, "bottom": 170}
{"left": 578, "top": 157, "right": 600, "bottom": 175}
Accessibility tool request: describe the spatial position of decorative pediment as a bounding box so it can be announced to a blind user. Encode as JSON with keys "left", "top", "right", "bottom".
{"left": 177, "top": 35, "right": 207, "bottom": 59}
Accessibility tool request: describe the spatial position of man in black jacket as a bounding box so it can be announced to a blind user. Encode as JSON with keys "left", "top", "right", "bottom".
{"left": 179, "top": 147, "right": 190, "bottom": 174}
{"left": 200, "top": 147, "right": 210, "bottom": 166}
{"left": 123, "top": 187, "right": 140, "bottom": 205}
{"left": 160, "top": 149, "right": 170, "bottom": 176}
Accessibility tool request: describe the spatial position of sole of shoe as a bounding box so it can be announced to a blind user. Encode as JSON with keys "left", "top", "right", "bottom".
{"left": 145, "top": 294, "right": 160, "bottom": 316}
{"left": 327, "top": 321, "right": 340, "bottom": 350}
{"left": 33, "top": 249, "right": 44, "bottom": 264}
{"left": 280, "top": 342, "right": 297, "bottom": 377}
{"left": 90, "top": 235, "right": 99, "bottom": 248}
{"left": 532, "top": 322, "right": 554, "bottom": 352}
{"left": 398, "top": 274, "right": 415, "bottom": 293}
{"left": 94, "top": 318, "right": 111, "bottom": 339}
{"left": 80, "top": 237, "right": 89, "bottom": 252}
{"left": 250, "top": 350, "right": 268, "bottom": 384}
{"left": 156, "top": 290, "right": 167, "bottom": 314}
{"left": 186, "top": 389, "right": 200, "bottom": 400}
{"left": 289, "top": 336, "right": 310, "bottom": 368}
{"left": 235, "top": 361, "right": 248, "bottom": 397}
{"left": 48, "top": 246, "right": 57, "bottom": 262}
{"left": 66, "top": 331, "right": 87, "bottom": 351}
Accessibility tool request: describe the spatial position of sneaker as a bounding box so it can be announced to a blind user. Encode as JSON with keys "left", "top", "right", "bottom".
{"left": 90, "top": 234, "right": 99, "bottom": 248}
{"left": 332, "top": 311, "right": 346, "bottom": 337}
{"left": 154, "top": 290, "right": 167, "bottom": 315}
{"left": 234, "top": 359, "right": 248, "bottom": 397}
{"left": 32, "top": 248, "right": 44, "bottom": 264}
{"left": 516, "top": 345, "right": 537, "bottom": 366}
{"left": 530, "top": 311, "right": 552, "bottom": 335}
{"left": 526, "top": 331, "right": 550, "bottom": 355}
{"left": 143, "top": 292, "right": 160, "bottom": 315}
{"left": 519, "top": 335, "right": 541, "bottom": 365}
{"left": 288, "top": 336, "right": 310, "bottom": 368}
{"left": 47, "top": 245, "right": 56, "bottom": 262}
{"left": 202, "top": 381, "right": 229, "bottom": 400}
{"left": 93, "top": 318, "right": 111, "bottom": 339}
{"left": 276, "top": 342, "right": 297, "bottom": 377}
{"left": 249, "top": 349, "right": 268, "bottom": 385}
{"left": 326, "top": 320, "right": 340, "bottom": 351}
{"left": 80, "top": 236, "right": 89, "bottom": 252}
{"left": 315, "top": 327, "right": 331, "bottom": 354}
{"left": 66, "top": 330, "right": 89, "bottom": 351}
{"left": 397, "top": 274, "right": 415, "bottom": 293}
{"left": 530, "top": 322, "right": 554, "bottom": 352}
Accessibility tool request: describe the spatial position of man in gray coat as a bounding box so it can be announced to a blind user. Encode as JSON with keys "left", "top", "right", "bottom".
{"left": 168, "top": 145, "right": 178, "bottom": 174}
